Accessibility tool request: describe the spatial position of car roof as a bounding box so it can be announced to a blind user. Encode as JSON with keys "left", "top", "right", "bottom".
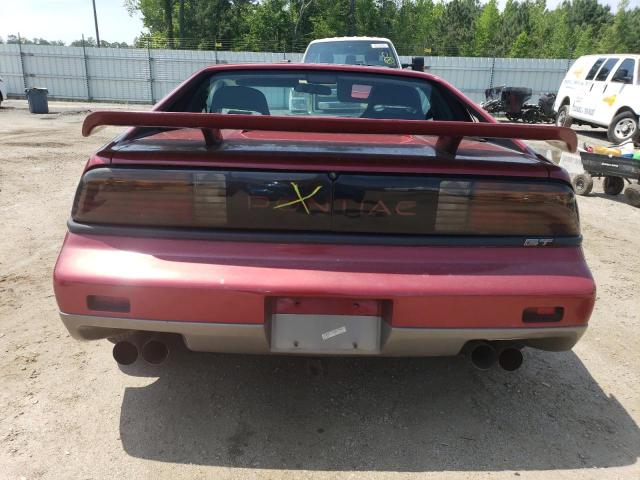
{"left": 576, "top": 54, "right": 640, "bottom": 61}
{"left": 307, "top": 37, "right": 394, "bottom": 44}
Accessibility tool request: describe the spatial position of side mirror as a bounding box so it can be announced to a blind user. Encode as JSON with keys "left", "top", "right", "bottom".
{"left": 411, "top": 57, "right": 425, "bottom": 72}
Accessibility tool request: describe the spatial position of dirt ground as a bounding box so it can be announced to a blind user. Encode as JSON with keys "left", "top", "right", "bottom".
{"left": 1, "top": 99, "right": 639, "bottom": 480}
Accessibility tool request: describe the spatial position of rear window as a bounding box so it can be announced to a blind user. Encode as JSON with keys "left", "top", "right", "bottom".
{"left": 595, "top": 58, "right": 619, "bottom": 81}
{"left": 585, "top": 58, "right": 605, "bottom": 80}
{"left": 128, "top": 70, "right": 475, "bottom": 144}
{"left": 169, "top": 70, "right": 470, "bottom": 121}
{"left": 304, "top": 41, "right": 398, "bottom": 68}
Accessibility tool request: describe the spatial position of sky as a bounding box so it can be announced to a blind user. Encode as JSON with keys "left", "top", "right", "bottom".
{"left": 1, "top": 0, "right": 639, "bottom": 45}
{"left": 0, "top": 0, "right": 145, "bottom": 45}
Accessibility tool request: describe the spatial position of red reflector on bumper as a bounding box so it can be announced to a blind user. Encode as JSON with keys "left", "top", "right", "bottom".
{"left": 522, "top": 307, "right": 564, "bottom": 323}
{"left": 87, "top": 295, "right": 130, "bottom": 313}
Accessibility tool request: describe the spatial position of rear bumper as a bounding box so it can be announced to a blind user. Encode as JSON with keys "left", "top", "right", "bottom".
{"left": 60, "top": 312, "right": 587, "bottom": 356}
{"left": 54, "top": 232, "right": 595, "bottom": 355}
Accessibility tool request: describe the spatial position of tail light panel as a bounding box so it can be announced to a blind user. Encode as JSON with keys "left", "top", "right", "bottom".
{"left": 73, "top": 169, "right": 228, "bottom": 228}
{"left": 437, "top": 180, "right": 580, "bottom": 236}
{"left": 72, "top": 168, "right": 579, "bottom": 237}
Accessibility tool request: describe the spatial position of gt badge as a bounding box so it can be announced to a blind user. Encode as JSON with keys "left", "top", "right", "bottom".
{"left": 524, "top": 238, "right": 554, "bottom": 247}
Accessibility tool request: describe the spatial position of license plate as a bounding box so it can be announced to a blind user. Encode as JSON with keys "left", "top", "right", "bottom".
{"left": 270, "top": 314, "right": 381, "bottom": 354}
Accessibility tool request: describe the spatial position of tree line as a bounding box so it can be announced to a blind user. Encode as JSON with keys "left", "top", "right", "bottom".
{"left": 3, "top": 0, "right": 639, "bottom": 58}
{"left": 124, "top": 0, "right": 640, "bottom": 57}
{"left": 125, "top": 0, "right": 640, "bottom": 58}
{"left": 0, "top": 34, "right": 129, "bottom": 48}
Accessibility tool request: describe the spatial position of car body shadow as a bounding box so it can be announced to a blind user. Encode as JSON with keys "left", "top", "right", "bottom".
{"left": 586, "top": 192, "right": 632, "bottom": 206}
{"left": 577, "top": 177, "right": 634, "bottom": 206}
{"left": 574, "top": 127, "right": 609, "bottom": 144}
{"left": 118, "top": 344, "right": 639, "bottom": 472}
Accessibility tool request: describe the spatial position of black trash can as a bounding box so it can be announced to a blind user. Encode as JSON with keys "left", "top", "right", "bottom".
{"left": 25, "top": 87, "right": 49, "bottom": 114}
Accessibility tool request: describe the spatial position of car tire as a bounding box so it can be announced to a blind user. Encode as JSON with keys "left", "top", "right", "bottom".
{"left": 556, "top": 105, "right": 572, "bottom": 128}
{"left": 523, "top": 109, "right": 537, "bottom": 124}
{"left": 608, "top": 111, "right": 639, "bottom": 144}
{"left": 625, "top": 184, "right": 640, "bottom": 207}
{"left": 573, "top": 173, "right": 593, "bottom": 196}
{"left": 603, "top": 176, "right": 625, "bottom": 195}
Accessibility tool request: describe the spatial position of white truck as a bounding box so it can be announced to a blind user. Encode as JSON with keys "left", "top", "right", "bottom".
{"left": 290, "top": 37, "right": 424, "bottom": 113}
{"left": 302, "top": 36, "right": 425, "bottom": 71}
{"left": 555, "top": 54, "right": 640, "bottom": 143}
{"left": 302, "top": 37, "right": 402, "bottom": 69}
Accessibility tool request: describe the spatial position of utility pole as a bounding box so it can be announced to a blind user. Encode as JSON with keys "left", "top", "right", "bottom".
{"left": 92, "top": 0, "right": 101, "bottom": 47}
{"left": 17, "top": 33, "right": 27, "bottom": 91}
{"left": 348, "top": 0, "right": 356, "bottom": 36}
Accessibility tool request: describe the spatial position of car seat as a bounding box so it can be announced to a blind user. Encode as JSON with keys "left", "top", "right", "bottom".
{"left": 361, "top": 85, "right": 423, "bottom": 120}
{"left": 345, "top": 54, "right": 357, "bottom": 65}
{"left": 210, "top": 86, "right": 270, "bottom": 115}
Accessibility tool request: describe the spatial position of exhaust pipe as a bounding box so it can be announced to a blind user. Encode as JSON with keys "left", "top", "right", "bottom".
{"left": 141, "top": 336, "right": 169, "bottom": 365}
{"left": 112, "top": 332, "right": 157, "bottom": 366}
{"left": 466, "top": 341, "right": 498, "bottom": 370}
{"left": 498, "top": 347, "right": 523, "bottom": 371}
{"left": 112, "top": 340, "right": 138, "bottom": 365}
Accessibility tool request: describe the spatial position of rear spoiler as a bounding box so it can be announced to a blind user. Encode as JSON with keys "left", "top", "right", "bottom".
{"left": 82, "top": 111, "right": 577, "bottom": 154}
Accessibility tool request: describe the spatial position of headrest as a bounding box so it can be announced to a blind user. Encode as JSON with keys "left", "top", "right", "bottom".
{"left": 367, "top": 85, "right": 421, "bottom": 110}
{"left": 210, "top": 86, "right": 270, "bottom": 115}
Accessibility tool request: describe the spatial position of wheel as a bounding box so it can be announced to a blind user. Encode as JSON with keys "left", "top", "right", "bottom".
{"left": 608, "top": 111, "right": 638, "bottom": 144}
{"left": 506, "top": 114, "right": 518, "bottom": 122}
{"left": 573, "top": 173, "right": 593, "bottom": 196}
{"left": 523, "top": 109, "right": 538, "bottom": 124}
{"left": 556, "top": 105, "right": 572, "bottom": 127}
{"left": 625, "top": 184, "right": 640, "bottom": 207}
{"left": 603, "top": 176, "right": 625, "bottom": 195}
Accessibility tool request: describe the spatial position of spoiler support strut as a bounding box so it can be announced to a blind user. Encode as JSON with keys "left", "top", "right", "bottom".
{"left": 82, "top": 111, "right": 578, "bottom": 154}
{"left": 201, "top": 128, "right": 223, "bottom": 147}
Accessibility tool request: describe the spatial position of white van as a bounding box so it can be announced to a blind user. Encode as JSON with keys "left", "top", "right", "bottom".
{"left": 554, "top": 54, "right": 640, "bottom": 143}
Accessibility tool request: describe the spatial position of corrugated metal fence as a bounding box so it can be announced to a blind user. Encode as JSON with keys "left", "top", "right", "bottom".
{"left": 0, "top": 44, "right": 573, "bottom": 104}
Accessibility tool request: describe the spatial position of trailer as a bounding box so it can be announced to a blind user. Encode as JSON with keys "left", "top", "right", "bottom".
{"left": 573, "top": 152, "right": 640, "bottom": 207}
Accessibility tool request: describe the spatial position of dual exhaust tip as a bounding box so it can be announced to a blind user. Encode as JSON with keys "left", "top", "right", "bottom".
{"left": 467, "top": 341, "right": 523, "bottom": 371}
{"left": 112, "top": 333, "right": 169, "bottom": 366}
{"left": 114, "top": 335, "right": 522, "bottom": 370}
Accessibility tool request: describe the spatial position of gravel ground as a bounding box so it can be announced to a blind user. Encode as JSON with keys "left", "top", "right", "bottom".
{"left": 1, "top": 99, "right": 639, "bottom": 480}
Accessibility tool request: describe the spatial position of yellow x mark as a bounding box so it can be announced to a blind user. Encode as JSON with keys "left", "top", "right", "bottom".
{"left": 274, "top": 182, "right": 323, "bottom": 215}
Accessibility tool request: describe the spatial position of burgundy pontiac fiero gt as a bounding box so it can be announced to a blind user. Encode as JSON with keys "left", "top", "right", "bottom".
{"left": 53, "top": 64, "right": 595, "bottom": 371}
